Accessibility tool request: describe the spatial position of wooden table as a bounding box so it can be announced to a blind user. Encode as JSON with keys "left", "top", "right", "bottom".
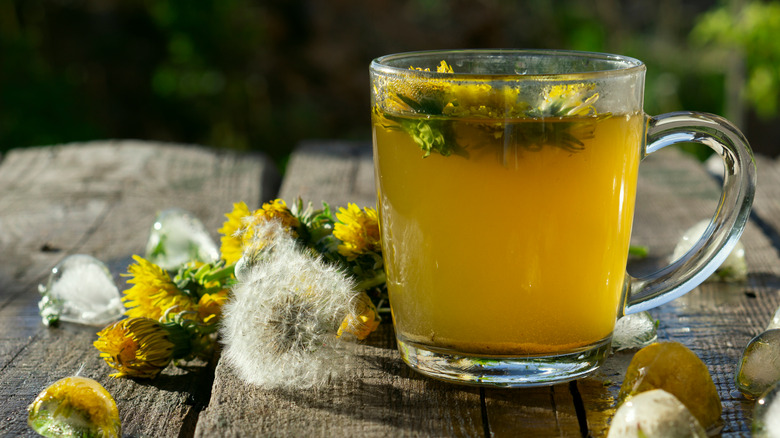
{"left": 1, "top": 139, "right": 779, "bottom": 437}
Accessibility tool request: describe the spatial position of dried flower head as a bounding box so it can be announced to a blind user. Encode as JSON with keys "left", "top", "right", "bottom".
{"left": 94, "top": 317, "right": 183, "bottom": 378}
{"left": 122, "top": 255, "right": 196, "bottom": 320}
{"left": 220, "top": 221, "right": 360, "bottom": 389}
{"left": 333, "top": 204, "right": 381, "bottom": 260}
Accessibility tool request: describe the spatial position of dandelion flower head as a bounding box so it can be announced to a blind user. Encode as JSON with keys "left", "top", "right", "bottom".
{"left": 219, "top": 200, "right": 301, "bottom": 265}
{"left": 197, "top": 289, "right": 229, "bottom": 323}
{"left": 221, "top": 221, "right": 359, "bottom": 389}
{"left": 122, "top": 255, "right": 196, "bottom": 320}
{"left": 218, "top": 202, "right": 251, "bottom": 265}
{"left": 540, "top": 83, "right": 599, "bottom": 117}
{"left": 333, "top": 204, "right": 381, "bottom": 260}
{"left": 94, "top": 317, "right": 176, "bottom": 379}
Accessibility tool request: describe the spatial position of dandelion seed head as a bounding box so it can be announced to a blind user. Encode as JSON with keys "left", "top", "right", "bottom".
{"left": 221, "top": 221, "right": 359, "bottom": 389}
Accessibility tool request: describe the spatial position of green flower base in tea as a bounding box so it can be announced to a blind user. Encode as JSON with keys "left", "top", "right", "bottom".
{"left": 373, "top": 110, "right": 644, "bottom": 355}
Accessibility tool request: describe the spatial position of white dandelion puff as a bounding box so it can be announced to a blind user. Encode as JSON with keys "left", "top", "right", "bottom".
{"left": 220, "top": 220, "right": 360, "bottom": 389}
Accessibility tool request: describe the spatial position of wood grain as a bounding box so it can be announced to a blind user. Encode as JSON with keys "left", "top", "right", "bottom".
{"left": 277, "top": 140, "right": 376, "bottom": 208}
{"left": 196, "top": 325, "right": 486, "bottom": 437}
{"left": 0, "top": 140, "right": 278, "bottom": 437}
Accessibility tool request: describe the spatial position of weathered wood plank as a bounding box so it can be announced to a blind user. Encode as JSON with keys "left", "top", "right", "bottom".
{"left": 752, "top": 155, "right": 780, "bottom": 253}
{"left": 483, "top": 384, "right": 583, "bottom": 437}
{"left": 197, "top": 324, "right": 485, "bottom": 437}
{"left": 0, "top": 140, "right": 278, "bottom": 437}
{"left": 277, "top": 140, "right": 376, "bottom": 208}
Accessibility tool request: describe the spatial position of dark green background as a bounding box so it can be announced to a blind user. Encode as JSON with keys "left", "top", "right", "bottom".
{"left": 2, "top": 0, "right": 778, "bottom": 169}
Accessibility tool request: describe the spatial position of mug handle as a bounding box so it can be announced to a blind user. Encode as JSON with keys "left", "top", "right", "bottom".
{"left": 623, "top": 111, "right": 757, "bottom": 315}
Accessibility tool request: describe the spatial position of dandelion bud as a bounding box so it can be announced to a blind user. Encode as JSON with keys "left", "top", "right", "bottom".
{"left": 338, "top": 291, "right": 381, "bottom": 341}
{"left": 94, "top": 317, "right": 192, "bottom": 378}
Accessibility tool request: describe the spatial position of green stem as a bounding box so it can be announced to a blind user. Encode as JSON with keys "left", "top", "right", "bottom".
{"left": 356, "top": 271, "right": 386, "bottom": 291}
{"left": 202, "top": 264, "right": 235, "bottom": 283}
{"left": 628, "top": 245, "right": 649, "bottom": 258}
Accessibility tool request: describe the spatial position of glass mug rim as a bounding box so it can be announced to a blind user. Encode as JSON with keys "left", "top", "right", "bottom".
{"left": 370, "top": 48, "right": 647, "bottom": 80}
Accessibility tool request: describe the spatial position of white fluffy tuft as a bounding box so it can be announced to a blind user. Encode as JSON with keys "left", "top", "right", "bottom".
{"left": 220, "top": 221, "right": 359, "bottom": 389}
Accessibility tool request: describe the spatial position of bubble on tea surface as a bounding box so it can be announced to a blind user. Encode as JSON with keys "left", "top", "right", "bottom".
{"left": 735, "top": 329, "right": 780, "bottom": 399}
{"left": 144, "top": 208, "right": 219, "bottom": 270}
{"left": 671, "top": 219, "right": 747, "bottom": 282}
{"left": 37, "top": 255, "right": 124, "bottom": 327}
{"left": 618, "top": 342, "right": 722, "bottom": 431}
{"left": 28, "top": 376, "right": 121, "bottom": 438}
{"left": 607, "top": 389, "right": 706, "bottom": 438}
{"left": 753, "top": 382, "right": 780, "bottom": 437}
{"left": 612, "top": 311, "right": 658, "bottom": 351}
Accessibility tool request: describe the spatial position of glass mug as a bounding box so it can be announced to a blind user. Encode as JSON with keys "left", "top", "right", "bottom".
{"left": 369, "top": 49, "right": 756, "bottom": 387}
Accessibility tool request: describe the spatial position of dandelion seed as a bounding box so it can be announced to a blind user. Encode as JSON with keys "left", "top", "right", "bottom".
{"left": 265, "top": 295, "right": 318, "bottom": 355}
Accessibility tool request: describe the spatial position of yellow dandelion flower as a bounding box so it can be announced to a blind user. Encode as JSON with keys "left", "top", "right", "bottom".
{"left": 94, "top": 317, "right": 176, "bottom": 378}
{"left": 442, "top": 82, "right": 525, "bottom": 119}
{"left": 197, "top": 289, "right": 229, "bottom": 323}
{"left": 333, "top": 204, "right": 381, "bottom": 260}
{"left": 337, "top": 291, "right": 381, "bottom": 340}
{"left": 410, "top": 60, "right": 453, "bottom": 73}
{"left": 437, "top": 60, "right": 454, "bottom": 73}
{"left": 122, "top": 255, "right": 196, "bottom": 320}
{"left": 218, "top": 200, "right": 301, "bottom": 265}
{"left": 218, "top": 202, "right": 252, "bottom": 266}
{"left": 541, "top": 83, "right": 600, "bottom": 116}
{"left": 254, "top": 199, "right": 301, "bottom": 235}
{"left": 28, "top": 376, "right": 121, "bottom": 438}
{"left": 376, "top": 60, "right": 457, "bottom": 115}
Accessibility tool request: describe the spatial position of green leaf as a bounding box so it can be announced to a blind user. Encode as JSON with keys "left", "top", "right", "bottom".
{"left": 399, "top": 119, "right": 452, "bottom": 157}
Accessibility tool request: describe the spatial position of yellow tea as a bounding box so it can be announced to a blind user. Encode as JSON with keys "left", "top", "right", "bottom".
{"left": 373, "top": 113, "right": 644, "bottom": 356}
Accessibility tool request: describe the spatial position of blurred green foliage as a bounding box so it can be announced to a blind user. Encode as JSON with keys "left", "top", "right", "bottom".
{"left": 692, "top": 0, "right": 780, "bottom": 118}
{"left": 0, "top": 0, "right": 775, "bottom": 165}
